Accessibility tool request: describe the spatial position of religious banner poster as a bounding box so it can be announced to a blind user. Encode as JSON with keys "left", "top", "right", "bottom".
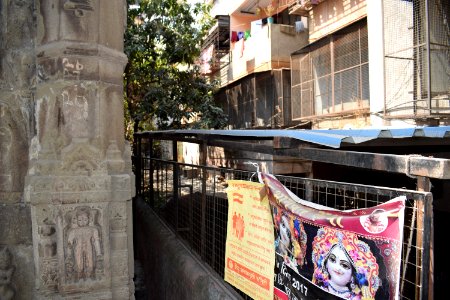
{"left": 224, "top": 180, "right": 276, "bottom": 300}
{"left": 259, "top": 173, "right": 405, "bottom": 300}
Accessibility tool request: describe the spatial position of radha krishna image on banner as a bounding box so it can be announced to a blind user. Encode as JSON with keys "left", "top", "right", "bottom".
{"left": 272, "top": 206, "right": 307, "bottom": 273}
{"left": 311, "top": 228, "right": 380, "bottom": 299}
{"left": 259, "top": 173, "right": 405, "bottom": 300}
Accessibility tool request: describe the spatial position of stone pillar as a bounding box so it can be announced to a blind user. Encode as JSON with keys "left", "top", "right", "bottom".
{"left": 24, "top": 1, "right": 135, "bottom": 299}
{"left": 0, "top": 0, "right": 36, "bottom": 299}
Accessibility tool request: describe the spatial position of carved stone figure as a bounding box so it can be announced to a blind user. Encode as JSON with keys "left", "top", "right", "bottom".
{"left": 0, "top": 126, "right": 12, "bottom": 191}
{"left": 65, "top": 207, "right": 103, "bottom": 281}
{"left": 63, "top": 0, "right": 94, "bottom": 17}
{"left": 0, "top": 247, "right": 15, "bottom": 300}
{"left": 38, "top": 224, "right": 57, "bottom": 258}
{"left": 61, "top": 85, "right": 89, "bottom": 138}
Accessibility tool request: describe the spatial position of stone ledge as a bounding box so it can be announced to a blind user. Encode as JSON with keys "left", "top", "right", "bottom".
{"left": 134, "top": 196, "right": 241, "bottom": 300}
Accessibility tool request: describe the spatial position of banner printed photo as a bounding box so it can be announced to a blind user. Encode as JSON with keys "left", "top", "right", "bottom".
{"left": 259, "top": 173, "right": 406, "bottom": 300}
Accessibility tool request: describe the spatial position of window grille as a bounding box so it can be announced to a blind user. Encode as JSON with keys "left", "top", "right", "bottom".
{"left": 291, "top": 19, "right": 369, "bottom": 120}
{"left": 383, "top": 0, "right": 450, "bottom": 117}
{"left": 220, "top": 71, "right": 288, "bottom": 129}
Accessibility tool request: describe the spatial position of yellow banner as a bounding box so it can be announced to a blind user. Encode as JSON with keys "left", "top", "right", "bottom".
{"left": 224, "top": 180, "right": 275, "bottom": 300}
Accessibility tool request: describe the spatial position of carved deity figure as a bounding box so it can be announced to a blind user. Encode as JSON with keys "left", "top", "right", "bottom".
{"left": 61, "top": 85, "right": 89, "bottom": 138}
{"left": 0, "top": 127, "right": 11, "bottom": 165}
{"left": 63, "top": 0, "right": 94, "bottom": 17}
{"left": 0, "top": 247, "right": 15, "bottom": 300}
{"left": 0, "top": 105, "right": 13, "bottom": 191}
{"left": 65, "top": 208, "right": 103, "bottom": 281}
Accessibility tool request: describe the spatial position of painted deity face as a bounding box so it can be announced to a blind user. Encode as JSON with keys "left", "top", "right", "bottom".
{"left": 77, "top": 212, "right": 89, "bottom": 227}
{"left": 326, "top": 246, "right": 353, "bottom": 288}
{"left": 279, "top": 215, "right": 291, "bottom": 252}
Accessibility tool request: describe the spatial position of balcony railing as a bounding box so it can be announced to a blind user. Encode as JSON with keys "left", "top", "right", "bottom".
{"left": 288, "top": 0, "right": 323, "bottom": 16}
{"left": 215, "top": 22, "right": 307, "bottom": 87}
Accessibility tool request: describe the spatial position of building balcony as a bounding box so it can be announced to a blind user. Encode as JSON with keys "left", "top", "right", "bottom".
{"left": 212, "top": 21, "right": 308, "bottom": 87}
{"left": 288, "top": 0, "right": 324, "bottom": 16}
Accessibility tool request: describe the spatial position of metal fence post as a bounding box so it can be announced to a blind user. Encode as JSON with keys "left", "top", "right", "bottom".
{"left": 200, "top": 140, "right": 207, "bottom": 259}
{"left": 149, "top": 138, "right": 154, "bottom": 207}
{"left": 173, "top": 140, "right": 179, "bottom": 231}
{"left": 134, "top": 135, "right": 142, "bottom": 196}
{"left": 417, "top": 176, "right": 433, "bottom": 300}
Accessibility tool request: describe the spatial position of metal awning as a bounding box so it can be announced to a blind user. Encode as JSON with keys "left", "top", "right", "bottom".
{"left": 135, "top": 126, "right": 450, "bottom": 179}
{"left": 140, "top": 126, "right": 450, "bottom": 149}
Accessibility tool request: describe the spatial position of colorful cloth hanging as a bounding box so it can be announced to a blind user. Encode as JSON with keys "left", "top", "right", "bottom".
{"left": 295, "top": 20, "right": 305, "bottom": 33}
{"left": 231, "top": 31, "right": 238, "bottom": 42}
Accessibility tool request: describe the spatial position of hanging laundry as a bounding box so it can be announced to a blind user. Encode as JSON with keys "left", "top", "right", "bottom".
{"left": 295, "top": 20, "right": 305, "bottom": 33}
{"left": 231, "top": 31, "right": 238, "bottom": 42}
{"left": 244, "top": 30, "right": 251, "bottom": 40}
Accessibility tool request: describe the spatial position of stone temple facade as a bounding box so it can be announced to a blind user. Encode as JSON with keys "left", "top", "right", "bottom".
{"left": 0, "top": 1, "right": 135, "bottom": 299}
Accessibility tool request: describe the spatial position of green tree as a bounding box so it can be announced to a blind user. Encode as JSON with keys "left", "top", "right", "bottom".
{"left": 124, "top": 0, "right": 227, "bottom": 140}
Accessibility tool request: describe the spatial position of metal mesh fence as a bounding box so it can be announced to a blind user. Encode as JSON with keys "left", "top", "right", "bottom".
{"left": 383, "top": 0, "right": 450, "bottom": 117}
{"left": 134, "top": 142, "right": 432, "bottom": 299}
{"left": 218, "top": 70, "right": 295, "bottom": 129}
{"left": 290, "top": 0, "right": 449, "bottom": 121}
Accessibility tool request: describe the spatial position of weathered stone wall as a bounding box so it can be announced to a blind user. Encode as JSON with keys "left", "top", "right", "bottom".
{"left": 0, "top": 1, "right": 135, "bottom": 299}
{"left": 134, "top": 197, "right": 241, "bottom": 300}
{"left": 0, "top": 0, "right": 36, "bottom": 299}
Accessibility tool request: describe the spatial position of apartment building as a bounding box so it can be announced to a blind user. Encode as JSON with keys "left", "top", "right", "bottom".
{"left": 176, "top": 2, "right": 450, "bottom": 297}
{"left": 291, "top": 0, "right": 449, "bottom": 130}
{"left": 199, "top": 0, "right": 309, "bottom": 129}
{"left": 199, "top": 0, "right": 449, "bottom": 130}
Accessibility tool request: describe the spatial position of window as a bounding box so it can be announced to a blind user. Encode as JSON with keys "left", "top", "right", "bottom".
{"left": 291, "top": 19, "right": 369, "bottom": 119}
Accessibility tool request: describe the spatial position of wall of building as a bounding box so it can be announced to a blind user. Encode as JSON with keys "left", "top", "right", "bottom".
{"left": 271, "top": 23, "right": 309, "bottom": 68}
{"left": 309, "top": 0, "right": 366, "bottom": 42}
{"left": 134, "top": 196, "right": 242, "bottom": 300}
{"left": 0, "top": 1, "right": 135, "bottom": 299}
{"left": 225, "top": 22, "right": 308, "bottom": 86}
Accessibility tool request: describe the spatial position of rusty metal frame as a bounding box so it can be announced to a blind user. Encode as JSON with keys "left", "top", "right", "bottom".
{"left": 132, "top": 131, "right": 445, "bottom": 299}
{"left": 133, "top": 139, "right": 434, "bottom": 299}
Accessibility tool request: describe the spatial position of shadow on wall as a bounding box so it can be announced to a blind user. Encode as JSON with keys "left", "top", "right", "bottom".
{"left": 132, "top": 196, "right": 241, "bottom": 300}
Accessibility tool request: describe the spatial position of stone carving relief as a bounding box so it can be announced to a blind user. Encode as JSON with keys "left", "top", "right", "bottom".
{"left": 63, "top": 206, "right": 104, "bottom": 282}
{"left": 0, "top": 102, "right": 28, "bottom": 194}
{"left": 109, "top": 203, "right": 126, "bottom": 233}
{"left": 60, "top": 0, "right": 95, "bottom": 40}
{"left": 6, "top": 0, "right": 33, "bottom": 48}
{"left": 35, "top": 206, "right": 59, "bottom": 291}
{"left": 28, "top": 176, "right": 111, "bottom": 206}
{"left": 106, "top": 140, "right": 125, "bottom": 174}
{"left": 38, "top": 224, "right": 57, "bottom": 258}
{"left": 39, "top": 0, "right": 61, "bottom": 44}
{"left": 0, "top": 246, "right": 15, "bottom": 300}
{"left": 61, "top": 85, "right": 89, "bottom": 138}
{"left": 40, "top": 259, "right": 58, "bottom": 291}
{"left": 30, "top": 93, "right": 71, "bottom": 174}
{"left": 61, "top": 142, "right": 106, "bottom": 175}
{"left": 0, "top": 126, "right": 12, "bottom": 191}
{"left": 63, "top": 0, "right": 94, "bottom": 18}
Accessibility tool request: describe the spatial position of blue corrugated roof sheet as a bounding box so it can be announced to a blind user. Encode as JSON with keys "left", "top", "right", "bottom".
{"left": 165, "top": 126, "right": 450, "bottom": 148}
